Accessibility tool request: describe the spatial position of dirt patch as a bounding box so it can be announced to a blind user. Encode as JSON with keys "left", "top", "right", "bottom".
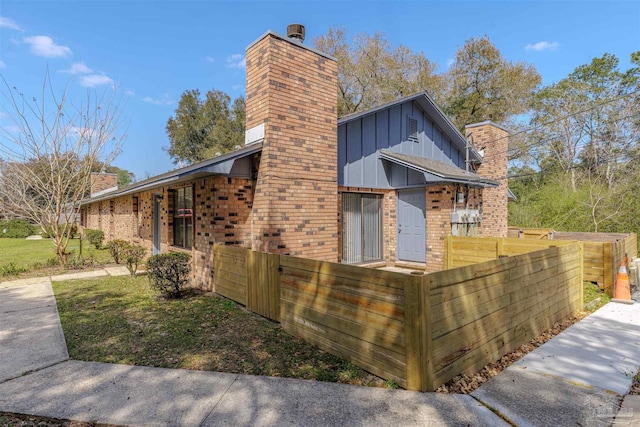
{"left": 0, "top": 412, "right": 119, "bottom": 427}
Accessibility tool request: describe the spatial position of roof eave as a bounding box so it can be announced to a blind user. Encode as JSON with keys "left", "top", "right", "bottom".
{"left": 379, "top": 151, "right": 498, "bottom": 188}
{"left": 81, "top": 143, "right": 262, "bottom": 205}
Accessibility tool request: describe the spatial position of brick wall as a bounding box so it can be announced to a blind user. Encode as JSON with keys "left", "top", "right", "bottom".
{"left": 90, "top": 173, "right": 118, "bottom": 196}
{"left": 192, "top": 176, "right": 254, "bottom": 289}
{"left": 426, "top": 186, "right": 454, "bottom": 272}
{"left": 466, "top": 121, "right": 509, "bottom": 238}
{"left": 425, "top": 185, "right": 483, "bottom": 271}
{"left": 246, "top": 31, "right": 339, "bottom": 261}
{"left": 82, "top": 176, "right": 254, "bottom": 290}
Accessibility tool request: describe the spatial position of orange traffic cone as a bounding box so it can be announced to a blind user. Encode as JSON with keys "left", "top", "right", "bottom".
{"left": 612, "top": 258, "right": 634, "bottom": 304}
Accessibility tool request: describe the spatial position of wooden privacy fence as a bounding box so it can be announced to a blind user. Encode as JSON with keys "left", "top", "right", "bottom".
{"left": 428, "top": 243, "right": 583, "bottom": 389}
{"left": 506, "top": 229, "right": 637, "bottom": 295}
{"left": 213, "top": 242, "right": 583, "bottom": 392}
{"left": 213, "top": 245, "right": 280, "bottom": 320}
{"left": 507, "top": 227, "right": 554, "bottom": 240}
{"left": 444, "top": 236, "right": 577, "bottom": 269}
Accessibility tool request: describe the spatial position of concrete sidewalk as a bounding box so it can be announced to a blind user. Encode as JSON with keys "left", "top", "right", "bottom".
{"left": 472, "top": 293, "right": 640, "bottom": 426}
{"left": 0, "top": 273, "right": 506, "bottom": 427}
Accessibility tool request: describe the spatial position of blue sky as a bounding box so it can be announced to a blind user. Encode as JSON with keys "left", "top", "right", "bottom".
{"left": 1, "top": 0, "right": 638, "bottom": 179}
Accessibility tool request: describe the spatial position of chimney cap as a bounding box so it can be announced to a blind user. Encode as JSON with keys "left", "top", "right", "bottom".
{"left": 287, "top": 24, "right": 305, "bottom": 43}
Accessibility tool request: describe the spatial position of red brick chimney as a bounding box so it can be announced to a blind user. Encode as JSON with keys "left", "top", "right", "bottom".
{"left": 245, "top": 25, "right": 339, "bottom": 261}
{"left": 90, "top": 172, "right": 118, "bottom": 197}
{"left": 465, "top": 121, "right": 509, "bottom": 237}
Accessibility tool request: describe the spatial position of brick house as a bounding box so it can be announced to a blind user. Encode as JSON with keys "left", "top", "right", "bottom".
{"left": 80, "top": 25, "right": 509, "bottom": 288}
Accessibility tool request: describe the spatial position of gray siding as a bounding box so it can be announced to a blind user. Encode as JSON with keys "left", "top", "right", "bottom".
{"left": 338, "top": 100, "right": 467, "bottom": 189}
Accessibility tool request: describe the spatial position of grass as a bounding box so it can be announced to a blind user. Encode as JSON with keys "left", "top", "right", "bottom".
{"left": 52, "top": 276, "right": 388, "bottom": 388}
{"left": 0, "top": 238, "right": 112, "bottom": 277}
{"left": 583, "top": 281, "right": 612, "bottom": 312}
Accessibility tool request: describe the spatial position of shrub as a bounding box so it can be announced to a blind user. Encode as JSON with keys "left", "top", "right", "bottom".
{"left": 147, "top": 252, "right": 191, "bottom": 298}
{"left": 124, "top": 244, "right": 146, "bottom": 277}
{"left": 85, "top": 229, "right": 104, "bottom": 249}
{"left": 106, "top": 239, "right": 130, "bottom": 264}
{"left": 0, "top": 219, "right": 36, "bottom": 238}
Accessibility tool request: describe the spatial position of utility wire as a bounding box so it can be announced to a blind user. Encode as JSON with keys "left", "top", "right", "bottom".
{"left": 504, "top": 152, "right": 634, "bottom": 180}
{"left": 478, "top": 111, "right": 640, "bottom": 161}
{"left": 467, "top": 88, "right": 640, "bottom": 150}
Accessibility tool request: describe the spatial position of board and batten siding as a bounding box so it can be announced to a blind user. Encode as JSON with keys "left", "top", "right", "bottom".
{"left": 338, "top": 100, "right": 467, "bottom": 189}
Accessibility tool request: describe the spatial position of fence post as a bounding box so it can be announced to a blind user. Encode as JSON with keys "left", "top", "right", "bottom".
{"left": 444, "top": 236, "right": 453, "bottom": 269}
{"left": 246, "top": 249, "right": 256, "bottom": 313}
{"left": 404, "top": 274, "right": 433, "bottom": 391}
{"left": 497, "top": 238, "right": 504, "bottom": 259}
{"left": 579, "top": 242, "right": 584, "bottom": 309}
{"left": 603, "top": 243, "right": 613, "bottom": 296}
{"left": 268, "top": 253, "right": 281, "bottom": 322}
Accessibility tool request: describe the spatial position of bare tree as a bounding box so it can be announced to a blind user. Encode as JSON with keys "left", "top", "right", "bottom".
{"left": 314, "top": 26, "right": 442, "bottom": 117}
{"left": 0, "top": 71, "right": 125, "bottom": 264}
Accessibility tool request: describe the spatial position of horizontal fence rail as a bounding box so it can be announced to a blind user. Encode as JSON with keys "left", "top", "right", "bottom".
{"left": 506, "top": 229, "right": 637, "bottom": 295}
{"left": 213, "top": 240, "right": 584, "bottom": 392}
{"left": 444, "top": 236, "right": 577, "bottom": 269}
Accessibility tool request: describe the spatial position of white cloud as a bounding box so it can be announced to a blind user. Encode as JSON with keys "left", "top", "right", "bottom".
{"left": 226, "top": 53, "right": 246, "bottom": 69}
{"left": 0, "top": 60, "right": 5, "bottom": 68}
{"left": 60, "top": 62, "right": 113, "bottom": 87}
{"left": 446, "top": 58, "right": 455, "bottom": 68}
{"left": 0, "top": 112, "right": 7, "bottom": 119}
{"left": 79, "top": 74, "right": 113, "bottom": 87}
{"left": 124, "top": 89, "right": 135, "bottom": 96}
{"left": 525, "top": 41, "right": 559, "bottom": 52}
{"left": 142, "top": 94, "right": 174, "bottom": 106}
{"left": 63, "top": 61, "right": 93, "bottom": 74}
{"left": 24, "top": 35, "right": 72, "bottom": 58}
{"left": 205, "top": 56, "right": 215, "bottom": 63}
{"left": 231, "top": 84, "right": 244, "bottom": 91}
{"left": 0, "top": 16, "right": 21, "bottom": 31}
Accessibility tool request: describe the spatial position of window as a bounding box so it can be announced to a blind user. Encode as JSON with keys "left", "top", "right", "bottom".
{"left": 342, "top": 193, "right": 383, "bottom": 264}
{"left": 407, "top": 116, "right": 418, "bottom": 141}
{"left": 173, "top": 187, "right": 193, "bottom": 249}
{"left": 132, "top": 196, "right": 140, "bottom": 238}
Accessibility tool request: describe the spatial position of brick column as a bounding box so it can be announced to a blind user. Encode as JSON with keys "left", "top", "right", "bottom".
{"left": 465, "top": 121, "right": 509, "bottom": 238}
{"left": 245, "top": 30, "right": 338, "bottom": 261}
{"left": 90, "top": 172, "right": 118, "bottom": 196}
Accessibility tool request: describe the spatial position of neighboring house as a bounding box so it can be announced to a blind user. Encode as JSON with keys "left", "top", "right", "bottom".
{"left": 80, "top": 25, "right": 509, "bottom": 288}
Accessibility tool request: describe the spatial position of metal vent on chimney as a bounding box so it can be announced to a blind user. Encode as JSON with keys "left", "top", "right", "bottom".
{"left": 287, "top": 24, "right": 305, "bottom": 43}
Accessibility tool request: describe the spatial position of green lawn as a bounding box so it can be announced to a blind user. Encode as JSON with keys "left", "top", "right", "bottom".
{"left": 0, "top": 237, "right": 112, "bottom": 274}
{"left": 583, "top": 281, "right": 611, "bottom": 311}
{"left": 53, "top": 276, "right": 389, "bottom": 388}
